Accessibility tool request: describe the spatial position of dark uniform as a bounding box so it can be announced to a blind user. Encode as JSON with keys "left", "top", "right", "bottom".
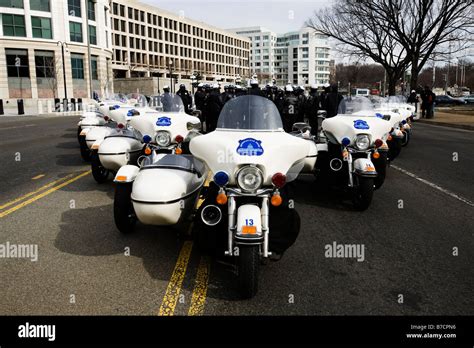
{"left": 305, "top": 89, "right": 320, "bottom": 135}
{"left": 204, "top": 87, "right": 223, "bottom": 133}
{"left": 281, "top": 90, "right": 299, "bottom": 132}
{"left": 176, "top": 84, "right": 192, "bottom": 114}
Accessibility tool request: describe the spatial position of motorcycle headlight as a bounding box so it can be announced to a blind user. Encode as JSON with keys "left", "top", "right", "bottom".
{"left": 236, "top": 166, "right": 263, "bottom": 193}
{"left": 155, "top": 131, "right": 171, "bottom": 147}
{"left": 355, "top": 135, "right": 370, "bottom": 150}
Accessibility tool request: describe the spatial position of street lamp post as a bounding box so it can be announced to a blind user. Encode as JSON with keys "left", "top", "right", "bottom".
{"left": 57, "top": 41, "right": 68, "bottom": 110}
{"left": 190, "top": 74, "right": 196, "bottom": 94}
{"left": 169, "top": 59, "right": 173, "bottom": 93}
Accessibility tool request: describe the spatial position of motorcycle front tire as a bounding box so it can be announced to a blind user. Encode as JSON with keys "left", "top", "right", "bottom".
{"left": 352, "top": 176, "right": 374, "bottom": 211}
{"left": 237, "top": 245, "right": 260, "bottom": 299}
{"left": 79, "top": 135, "right": 91, "bottom": 162}
{"left": 91, "top": 151, "right": 109, "bottom": 183}
{"left": 114, "top": 183, "right": 136, "bottom": 234}
{"left": 401, "top": 130, "right": 410, "bottom": 147}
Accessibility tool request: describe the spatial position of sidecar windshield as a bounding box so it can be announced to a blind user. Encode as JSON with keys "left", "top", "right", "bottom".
{"left": 148, "top": 94, "right": 185, "bottom": 113}
{"left": 217, "top": 95, "right": 284, "bottom": 131}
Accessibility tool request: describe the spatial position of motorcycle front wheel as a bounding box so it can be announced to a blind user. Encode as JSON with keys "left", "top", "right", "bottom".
{"left": 237, "top": 245, "right": 260, "bottom": 299}
{"left": 78, "top": 134, "right": 91, "bottom": 162}
{"left": 91, "top": 151, "right": 109, "bottom": 183}
{"left": 114, "top": 183, "right": 136, "bottom": 234}
{"left": 352, "top": 176, "right": 374, "bottom": 211}
{"left": 401, "top": 130, "right": 410, "bottom": 147}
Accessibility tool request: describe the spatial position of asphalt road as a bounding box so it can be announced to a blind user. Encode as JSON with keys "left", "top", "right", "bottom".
{"left": 0, "top": 115, "right": 473, "bottom": 316}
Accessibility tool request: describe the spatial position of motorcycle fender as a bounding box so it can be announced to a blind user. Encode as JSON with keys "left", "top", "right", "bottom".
{"left": 353, "top": 158, "right": 377, "bottom": 176}
{"left": 79, "top": 127, "right": 90, "bottom": 137}
{"left": 236, "top": 204, "right": 263, "bottom": 237}
{"left": 114, "top": 165, "right": 139, "bottom": 183}
{"left": 90, "top": 139, "right": 102, "bottom": 151}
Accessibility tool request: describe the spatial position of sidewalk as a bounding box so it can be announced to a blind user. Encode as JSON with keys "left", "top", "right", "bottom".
{"left": 417, "top": 111, "right": 474, "bottom": 131}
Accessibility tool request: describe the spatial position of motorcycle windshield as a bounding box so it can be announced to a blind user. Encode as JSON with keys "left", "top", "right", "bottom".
{"left": 338, "top": 96, "right": 375, "bottom": 115}
{"left": 104, "top": 93, "right": 128, "bottom": 103}
{"left": 216, "top": 95, "right": 284, "bottom": 131}
{"left": 126, "top": 93, "right": 148, "bottom": 108}
{"left": 148, "top": 94, "right": 185, "bottom": 113}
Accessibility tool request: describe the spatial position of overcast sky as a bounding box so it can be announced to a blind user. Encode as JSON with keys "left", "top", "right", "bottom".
{"left": 140, "top": 0, "right": 328, "bottom": 34}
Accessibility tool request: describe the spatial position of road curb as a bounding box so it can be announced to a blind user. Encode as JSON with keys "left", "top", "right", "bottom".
{"left": 416, "top": 119, "right": 474, "bottom": 131}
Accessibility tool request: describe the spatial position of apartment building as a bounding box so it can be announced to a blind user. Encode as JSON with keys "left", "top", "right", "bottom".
{"left": 230, "top": 26, "right": 331, "bottom": 87}
{"left": 110, "top": 0, "right": 250, "bottom": 84}
{"left": 0, "top": 0, "right": 250, "bottom": 103}
{"left": 0, "top": 0, "right": 113, "bottom": 101}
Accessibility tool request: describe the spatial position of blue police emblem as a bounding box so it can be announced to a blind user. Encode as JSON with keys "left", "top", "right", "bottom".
{"left": 375, "top": 113, "right": 383, "bottom": 118}
{"left": 236, "top": 138, "right": 264, "bottom": 156}
{"left": 156, "top": 117, "right": 172, "bottom": 126}
{"left": 353, "top": 119, "right": 370, "bottom": 130}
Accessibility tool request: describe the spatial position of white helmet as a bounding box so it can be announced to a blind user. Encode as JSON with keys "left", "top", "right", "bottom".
{"left": 163, "top": 85, "right": 170, "bottom": 90}
{"left": 285, "top": 84, "right": 293, "bottom": 92}
{"left": 212, "top": 83, "right": 219, "bottom": 89}
{"left": 198, "top": 83, "right": 204, "bottom": 87}
{"left": 411, "top": 90, "right": 416, "bottom": 93}
{"left": 311, "top": 84, "right": 318, "bottom": 89}
{"left": 250, "top": 79, "right": 259, "bottom": 85}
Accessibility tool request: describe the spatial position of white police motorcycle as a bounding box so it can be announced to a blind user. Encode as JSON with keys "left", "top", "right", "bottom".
{"left": 376, "top": 96, "right": 414, "bottom": 147}
{"left": 77, "top": 93, "right": 129, "bottom": 161}
{"left": 190, "top": 95, "right": 310, "bottom": 298}
{"left": 111, "top": 95, "right": 203, "bottom": 231}
{"left": 316, "top": 98, "right": 393, "bottom": 209}
{"left": 87, "top": 94, "right": 155, "bottom": 183}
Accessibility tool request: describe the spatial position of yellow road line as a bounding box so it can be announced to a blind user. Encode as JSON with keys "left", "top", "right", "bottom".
{"left": 32, "top": 174, "right": 45, "bottom": 180}
{"left": 0, "top": 172, "right": 77, "bottom": 210}
{"left": 158, "top": 241, "right": 193, "bottom": 316}
{"left": 188, "top": 256, "right": 210, "bottom": 316}
{"left": 0, "top": 170, "right": 91, "bottom": 219}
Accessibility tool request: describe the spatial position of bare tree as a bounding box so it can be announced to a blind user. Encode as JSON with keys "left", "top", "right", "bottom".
{"left": 307, "top": 0, "right": 473, "bottom": 95}
{"left": 42, "top": 55, "right": 61, "bottom": 98}
{"left": 360, "top": 0, "right": 473, "bottom": 90}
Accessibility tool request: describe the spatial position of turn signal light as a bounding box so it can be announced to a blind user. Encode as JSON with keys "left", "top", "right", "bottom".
{"left": 104, "top": 116, "right": 109, "bottom": 121}
{"left": 342, "top": 149, "right": 349, "bottom": 159}
{"left": 175, "top": 147, "right": 183, "bottom": 155}
{"left": 91, "top": 144, "right": 99, "bottom": 150}
{"left": 117, "top": 123, "right": 125, "bottom": 129}
{"left": 116, "top": 175, "right": 127, "bottom": 182}
{"left": 175, "top": 135, "right": 184, "bottom": 143}
{"left": 242, "top": 225, "right": 257, "bottom": 235}
{"left": 373, "top": 151, "right": 380, "bottom": 159}
{"left": 216, "top": 192, "right": 228, "bottom": 205}
{"left": 144, "top": 147, "right": 152, "bottom": 155}
{"left": 374, "top": 139, "right": 383, "bottom": 148}
{"left": 271, "top": 193, "right": 283, "bottom": 207}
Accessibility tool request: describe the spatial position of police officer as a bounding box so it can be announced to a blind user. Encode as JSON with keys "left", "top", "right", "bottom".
{"left": 161, "top": 85, "right": 174, "bottom": 112}
{"left": 248, "top": 79, "right": 262, "bottom": 96}
{"left": 281, "top": 85, "right": 299, "bottom": 132}
{"left": 306, "top": 84, "right": 321, "bottom": 135}
{"left": 176, "top": 84, "right": 192, "bottom": 114}
{"left": 220, "top": 85, "right": 234, "bottom": 105}
{"left": 273, "top": 86, "right": 285, "bottom": 116}
{"left": 203, "top": 83, "right": 223, "bottom": 133}
{"left": 324, "top": 84, "right": 344, "bottom": 118}
{"left": 294, "top": 86, "right": 306, "bottom": 123}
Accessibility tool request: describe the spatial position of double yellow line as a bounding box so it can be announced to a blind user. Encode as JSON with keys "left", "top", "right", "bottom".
{"left": 0, "top": 170, "right": 91, "bottom": 219}
{"left": 158, "top": 241, "right": 211, "bottom": 316}
{"left": 158, "top": 174, "right": 213, "bottom": 316}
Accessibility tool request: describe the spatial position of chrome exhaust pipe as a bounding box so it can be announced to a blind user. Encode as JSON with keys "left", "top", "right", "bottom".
{"left": 201, "top": 205, "right": 222, "bottom": 226}
{"left": 330, "top": 158, "right": 343, "bottom": 171}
